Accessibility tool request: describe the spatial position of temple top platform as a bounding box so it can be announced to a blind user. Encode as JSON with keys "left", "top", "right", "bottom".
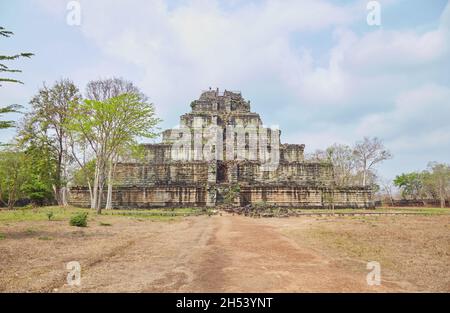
{"left": 191, "top": 88, "right": 251, "bottom": 113}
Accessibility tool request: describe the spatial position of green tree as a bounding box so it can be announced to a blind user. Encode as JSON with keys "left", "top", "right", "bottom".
{"left": 393, "top": 172, "right": 423, "bottom": 200}
{"left": 67, "top": 93, "right": 160, "bottom": 213}
{"left": 0, "top": 142, "right": 56, "bottom": 208}
{"left": 82, "top": 78, "right": 154, "bottom": 210}
{"left": 0, "top": 149, "right": 28, "bottom": 209}
{"left": 72, "top": 159, "right": 96, "bottom": 186}
{"left": 20, "top": 79, "right": 81, "bottom": 206}
{"left": 21, "top": 142, "right": 56, "bottom": 205}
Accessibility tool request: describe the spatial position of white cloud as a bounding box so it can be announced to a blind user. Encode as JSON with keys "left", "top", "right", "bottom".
{"left": 357, "top": 84, "right": 450, "bottom": 143}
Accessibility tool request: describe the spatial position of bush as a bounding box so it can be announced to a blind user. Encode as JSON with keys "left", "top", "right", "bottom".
{"left": 46, "top": 211, "right": 54, "bottom": 221}
{"left": 70, "top": 212, "right": 88, "bottom": 227}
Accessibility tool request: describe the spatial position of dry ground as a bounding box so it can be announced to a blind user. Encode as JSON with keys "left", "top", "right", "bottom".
{"left": 0, "top": 209, "right": 449, "bottom": 292}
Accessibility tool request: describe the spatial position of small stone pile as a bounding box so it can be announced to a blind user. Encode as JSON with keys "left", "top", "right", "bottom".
{"left": 218, "top": 204, "right": 294, "bottom": 218}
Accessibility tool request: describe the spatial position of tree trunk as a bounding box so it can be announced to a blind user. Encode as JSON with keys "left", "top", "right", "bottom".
{"left": 61, "top": 187, "right": 68, "bottom": 207}
{"left": 105, "top": 160, "right": 113, "bottom": 210}
{"left": 97, "top": 180, "right": 104, "bottom": 214}
{"left": 96, "top": 164, "right": 105, "bottom": 214}
{"left": 8, "top": 190, "right": 15, "bottom": 210}
{"left": 53, "top": 184, "right": 62, "bottom": 206}
{"left": 92, "top": 161, "right": 100, "bottom": 211}
{"left": 88, "top": 181, "right": 95, "bottom": 209}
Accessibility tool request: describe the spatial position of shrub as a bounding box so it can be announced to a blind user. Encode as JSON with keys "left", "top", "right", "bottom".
{"left": 46, "top": 211, "right": 54, "bottom": 221}
{"left": 70, "top": 212, "right": 88, "bottom": 227}
{"left": 224, "top": 184, "right": 241, "bottom": 204}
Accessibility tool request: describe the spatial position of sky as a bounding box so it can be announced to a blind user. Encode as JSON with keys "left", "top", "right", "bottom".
{"left": 1, "top": 0, "right": 449, "bottom": 181}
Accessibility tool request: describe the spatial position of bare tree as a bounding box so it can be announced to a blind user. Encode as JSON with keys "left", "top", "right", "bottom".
{"left": 353, "top": 137, "right": 392, "bottom": 187}
{"left": 86, "top": 77, "right": 147, "bottom": 102}
{"left": 380, "top": 177, "right": 395, "bottom": 206}
{"left": 326, "top": 144, "right": 358, "bottom": 186}
{"left": 422, "top": 162, "right": 450, "bottom": 208}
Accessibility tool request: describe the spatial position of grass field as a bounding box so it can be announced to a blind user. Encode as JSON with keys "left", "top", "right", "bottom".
{"left": 0, "top": 206, "right": 211, "bottom": 224}
{"left": 0, "top": 205, "right": 447, "bottom": 224}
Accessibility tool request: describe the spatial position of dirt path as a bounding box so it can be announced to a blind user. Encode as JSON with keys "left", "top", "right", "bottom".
{"left": 182, "top": 215, "right": 390, "bottom": 292}
{"left": 65, "top": 215, "right": 391, "bottom": 292}
{"left": 0, "top": 215, "right": 407, "bottom": 292}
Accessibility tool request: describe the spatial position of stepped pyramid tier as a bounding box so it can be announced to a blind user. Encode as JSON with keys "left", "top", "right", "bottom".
{"left": 69, "top": 89, "right": 373, "bottom": 209}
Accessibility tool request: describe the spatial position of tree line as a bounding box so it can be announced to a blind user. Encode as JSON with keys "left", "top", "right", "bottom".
{"left": 1, "top": 27, "right": 159, "bottom": 214}
{"left": 393, "top": 163, "right": 450, "bottom": 208}
{"left": 306, "top": 137, "right": 392, "bottom": 188}
{"left": 1, "top": 78, "right": 160, "bottom": 213}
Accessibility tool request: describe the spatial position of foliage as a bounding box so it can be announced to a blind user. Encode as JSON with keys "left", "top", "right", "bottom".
{"left": 67, "top": 91, "right": 160, "bottom": 213}
{"left": 70, "top": 212, "right": 88, "bottom": 227}
{"left": 0, "top": 27, "right": 33, "bottom": 135}
{"left": 394, "top": 172, "right": 422, "bottom": 200}
{"left": 0, "top": 104, "right": 22, "bottom": 130}
{"left": 0, "top": 149, "right": 29, "bottom": 208}
{"left": 0, "top": 143, "right": 56, "bottom": 208}
{"left": 0, "top": 26, "right": 34, "bottom": 86}
{"left": 223, "top": 184, "right": 241, "bottom": 204}
{"left": 71, "top": 159, "right": 96, "bottom": 186}
{"left": 20, "top": 79, "right": 81, "bottom": 206}
{"left": 393, "top": 163, "right": 450, "bottom": 208}
{"left": 421, "top": 162, "right": 450, "bottom": 208}
{"left": 46, "top": 211, "right": 54, "bottom": 221}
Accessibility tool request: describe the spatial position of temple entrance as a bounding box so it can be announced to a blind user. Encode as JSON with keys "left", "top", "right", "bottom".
{"left": 217, "top": 162, "right": 227, "bottom": 183}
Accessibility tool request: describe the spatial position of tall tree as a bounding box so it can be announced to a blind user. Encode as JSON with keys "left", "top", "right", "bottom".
{"left": 325, "top": 144, "right": 358, "bottom": 186}
{"left": 82, "top": 78, "right": 156, "bottom": 210}
{"left": 422, "top": 162, "right": 450, "bottom": 208}
{"left": 393, "top": 172, "right": 423, "bottom": 200}
{"left": 20, "top": 79, "right": 81, "bottom": 206}
{"left": 67, "top": 93, "right": 160, "bottom": 214}
{"left": 380, "top": 177, "right": 395, "bottom": 206}
{"left": 353, "top": 137, "right": 392, "bottom": 187}
{"left": 85, "top": 77, "right": 147, "bottom": 103}
{"left": 0, "top": 148, "right": 28, "bottom": 209}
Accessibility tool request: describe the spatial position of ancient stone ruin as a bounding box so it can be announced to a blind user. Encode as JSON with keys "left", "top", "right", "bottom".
{"left": 69, "top": 89, "right": 372, "bottom": 209}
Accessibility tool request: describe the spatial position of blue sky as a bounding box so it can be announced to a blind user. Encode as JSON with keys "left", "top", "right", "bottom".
{"left": 1, "top": 0, "right": 449, "bottom": 181}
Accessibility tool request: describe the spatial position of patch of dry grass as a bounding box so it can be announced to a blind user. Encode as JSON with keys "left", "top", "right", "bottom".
{"left": 282, "top": 215, "right": 450, "bottom": 291}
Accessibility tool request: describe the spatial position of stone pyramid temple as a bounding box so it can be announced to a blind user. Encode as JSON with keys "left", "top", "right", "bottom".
{"left": 69, "top": 89, "right": 372, "bottom": 208}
